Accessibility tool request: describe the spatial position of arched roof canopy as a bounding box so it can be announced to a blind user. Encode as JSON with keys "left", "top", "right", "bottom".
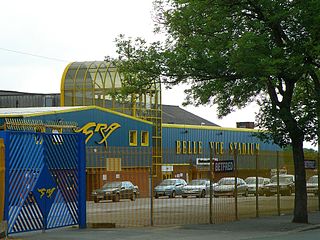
{"left": 60, "top": 61, "right": 161, "bottom": 121}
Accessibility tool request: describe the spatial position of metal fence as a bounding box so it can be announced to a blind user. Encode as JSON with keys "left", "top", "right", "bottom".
{"left": 86, "top": 147, "right": 320, "bottom": 227}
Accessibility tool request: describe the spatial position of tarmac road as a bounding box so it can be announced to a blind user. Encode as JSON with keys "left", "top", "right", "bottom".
{"left": 86, "top": 195, "right": 319, "bottom": 226}
{"left": 11, "top": 211, "right": 320, "bottom": 240}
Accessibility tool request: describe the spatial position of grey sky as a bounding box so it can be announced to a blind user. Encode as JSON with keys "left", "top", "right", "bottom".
{"left": 0, "top": 0, "right": 316, "bottom": 149}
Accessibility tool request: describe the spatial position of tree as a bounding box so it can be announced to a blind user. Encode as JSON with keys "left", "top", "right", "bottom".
{"left": 113, "top": 0, "right": 320, "bottom": 223}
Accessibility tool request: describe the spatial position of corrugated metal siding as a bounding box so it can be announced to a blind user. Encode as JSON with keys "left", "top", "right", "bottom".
{"left": 17, "top": 109, "right": 153, "bottom": 148}
{"left": 162, "top": 126, "right": 281, "bottom": 168}
{"left": 0, "top": 94, "right": 60, "bottom": 108}
{"left": 162, "top": 126, "right": 280, "bottom": 151}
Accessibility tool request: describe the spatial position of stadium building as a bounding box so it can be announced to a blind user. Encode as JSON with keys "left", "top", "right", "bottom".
{"left": 0, "top": 61, "right": 281, "bottom": 198}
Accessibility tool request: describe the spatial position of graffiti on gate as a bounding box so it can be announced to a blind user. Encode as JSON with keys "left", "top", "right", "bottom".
{"left": 37, "top": 187, "right": 56, "bottom": 199}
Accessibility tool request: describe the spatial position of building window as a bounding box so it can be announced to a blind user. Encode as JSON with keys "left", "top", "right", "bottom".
{"left": 129, "top": 130, "right": 137, "bottom": 146}
{"left": 141, "top": 131, "right": 149, "bottom": 146}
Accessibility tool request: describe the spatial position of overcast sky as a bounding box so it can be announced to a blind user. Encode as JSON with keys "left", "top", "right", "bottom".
{"left": 0, "top": 1, "right": 316, "bottom": 149}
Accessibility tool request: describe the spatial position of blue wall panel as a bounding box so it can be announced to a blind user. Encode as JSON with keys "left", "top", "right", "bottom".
{"left": 161, "top": 125, "right": 281, "bottom": 165}
{"left": 24, "top": 109, "right": 153, "bottom": 148}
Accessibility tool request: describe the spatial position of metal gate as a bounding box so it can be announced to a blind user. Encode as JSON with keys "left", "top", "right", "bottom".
{"left": 1, "top": 131, "right": 86, "bottom": 234}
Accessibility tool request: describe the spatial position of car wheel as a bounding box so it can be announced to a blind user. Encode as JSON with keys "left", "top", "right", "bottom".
{"left": 200, "top": 190, "right": 206, "bottom": 198}
{"left": 113, "top": 193, "right": 120, "bottom": 202}
{"left": 154, "top": 193, "right": 159, "bottom": 199}
{"left": 131, "top": 193, "right": 136, "bottom": 201}
{"left": 243, "top": 189, "right": 248, "bottom": 197}
{"left": 182, "top": 195, "right": 188, "bottom": 198}
{"left": 93, "top": 197, "right": 99, "bottom": 203}
{"left": 170, "top": 191, "right": 176, "bottom": 198}
{"left": 287, "top": 188, "right": 292, "bottom": 196}
{"left": 214, "top": 195, "right": 218, "bottom": 198}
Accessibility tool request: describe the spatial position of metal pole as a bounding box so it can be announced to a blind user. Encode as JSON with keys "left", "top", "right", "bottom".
{"left": 150, "top": 166, "right": 153, "bottom": 226}
{"left": 234, "top": 151, "right": 238, "bottom": 221}
{"left": 277, "top": 151, "right": 280, "bottom": 216}
{"left": 317, "top": 146, "right": 320, "bottom": 211}
{"left": 209, "top": 147, "right": 213, "bottom": 224}
{"left": 255, "top": 152, "right": 259, "bottom": 218}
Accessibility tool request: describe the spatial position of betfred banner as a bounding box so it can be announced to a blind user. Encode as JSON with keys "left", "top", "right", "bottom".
{"left": 304, "top": 160, "right": 316, "bottom": 169}
{"left": 214, "top": 160, "right": 234, "bottom": 172}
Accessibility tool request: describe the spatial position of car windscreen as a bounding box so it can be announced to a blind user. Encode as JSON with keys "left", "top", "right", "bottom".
{"left": 245, "top": 178, "right": 263, "bottom": 184}
{"left": 102, "top": 182, "right": 121, "bottom": 189}
{"left": 307, "top": 176, "right": 318, "bottom": 184}
{"left": 218, "top": 179, "right": 234, "bottom": 185}
{"left": 270, "top": 176, "right": 292, "bottom": 184}
{"left": 189, "top": 180, "right": 206, "bottom": 185}
{"left": 159, "top": 180, "right": 176, "bottom": 186}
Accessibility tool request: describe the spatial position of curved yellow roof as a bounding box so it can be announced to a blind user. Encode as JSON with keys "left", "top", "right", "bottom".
{"left": 60, "top": 61, "right": 161, "bottom": 120}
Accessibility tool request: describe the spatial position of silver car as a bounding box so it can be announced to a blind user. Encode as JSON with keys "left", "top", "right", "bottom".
{"left": 181, "top": 179, "right": 214, "bottom": 198}
{"left": 154, "top": 178, "right": 187, "bottom": 198}
{"left": 213, "top": 177, "right": 248, "bottom": 197}
{"left": 245, "top": 177, "right": 270, "bottom": 196}
{"left": 307, "top": 175, "right": 319, "bottom": 196}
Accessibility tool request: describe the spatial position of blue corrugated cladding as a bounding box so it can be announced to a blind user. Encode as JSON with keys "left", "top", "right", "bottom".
{"left": 162, "top": 125, "right": 281, "bottom": 164}
{"left": 24, "top": 109, "right": 153, "bottom": 148}
{"left": 162, "top": 126, "right": 280, "bottom": 150}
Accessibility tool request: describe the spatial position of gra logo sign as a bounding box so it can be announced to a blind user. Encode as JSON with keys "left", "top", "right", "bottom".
{"left": 75, "top": 122, "right": 121, "bottom": 148}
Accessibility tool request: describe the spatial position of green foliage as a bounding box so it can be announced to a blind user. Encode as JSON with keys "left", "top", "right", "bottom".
{"left": 113, "top": 0, "right": 320, "bottom": 147}
{"left": 112, "top": 0, "right": 320, "bottom": 223}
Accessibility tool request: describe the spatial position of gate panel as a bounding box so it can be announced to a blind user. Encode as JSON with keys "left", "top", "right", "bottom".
{"left": 44, "top": 134, "right": 79, "bottom": 229}
{"left": 4, "top": 131, "right": 85, "bottom": 234}
{"left": 8, "top": 133, "right": 44, "bottom": 233}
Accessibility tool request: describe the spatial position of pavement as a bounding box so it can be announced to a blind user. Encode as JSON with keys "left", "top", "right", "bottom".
{"left": 7, "top": 211, "right": 320, "bottom": 240}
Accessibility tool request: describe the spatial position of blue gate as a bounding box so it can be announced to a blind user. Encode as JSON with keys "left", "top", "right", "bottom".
{"left": 1, "top": 131, "right": 86, "bottom": 234}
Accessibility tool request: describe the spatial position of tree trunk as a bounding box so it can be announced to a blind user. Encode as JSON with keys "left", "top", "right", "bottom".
{"left": 279, "top": 100, "right": 308, "bottom": 223}
{"left": 290, "top": 130, "right": 308, "bottom": 223}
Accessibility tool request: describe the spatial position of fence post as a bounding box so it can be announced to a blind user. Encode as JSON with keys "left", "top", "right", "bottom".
{"left": 150, "top": 166, "right": 154, "bottom": 226}
{"left": 234, "top": 151, "right": 238, "bottom": 221}
{"left": 209, "top": 147, "right": 213, "bottom": 224}
{"left": 318, "top": 149, "right": 320, "bottom": 211}
{"left": 276, "top": 151, "right": 281, "bottom": 216}
{"left": 0, "top": 138, "right": 7, "bottom": 238}
{"left": 78, "top": 133, "right": 87, "bottom": 229}
{"left": 255, "top": 152, "right": 259, "bottom": 218}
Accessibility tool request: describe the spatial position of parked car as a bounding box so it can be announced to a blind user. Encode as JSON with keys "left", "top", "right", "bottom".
{"left": 307, "top": 175, "right": 319, "bottom": 196}
{"left": 91, "top": 181, "right": 139, "bottom": 203}
{"left": 213, "top": 177, "right": 248, "bottom": 197}
{"left": 264, "top": 174, "right": 295, "bottom": 196}
{"left": 154, "top": 178, "right": 187, "bottom": 198}
{"left": 244, "top": 177, "right": 270, "bottom": 196}
{"left": 181, "top": 179, "right": 215, "bottom": 198}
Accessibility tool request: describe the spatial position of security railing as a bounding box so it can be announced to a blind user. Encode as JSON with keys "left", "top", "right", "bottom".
{"left": 85, "top": 147, "right": 320, "bottom": 227}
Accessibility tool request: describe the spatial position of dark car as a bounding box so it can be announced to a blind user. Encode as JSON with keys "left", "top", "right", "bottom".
{"left": 307, "top": 175, "right": 319, "bottom": 196}
{"left": 154, "top": 178, "right": 187, "bottom": 198}
{"left": 264, "top": 174, "right": 295, "bottom": 196}
{"left": 91, "top": 181, "right": 139, "bottom": 203}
